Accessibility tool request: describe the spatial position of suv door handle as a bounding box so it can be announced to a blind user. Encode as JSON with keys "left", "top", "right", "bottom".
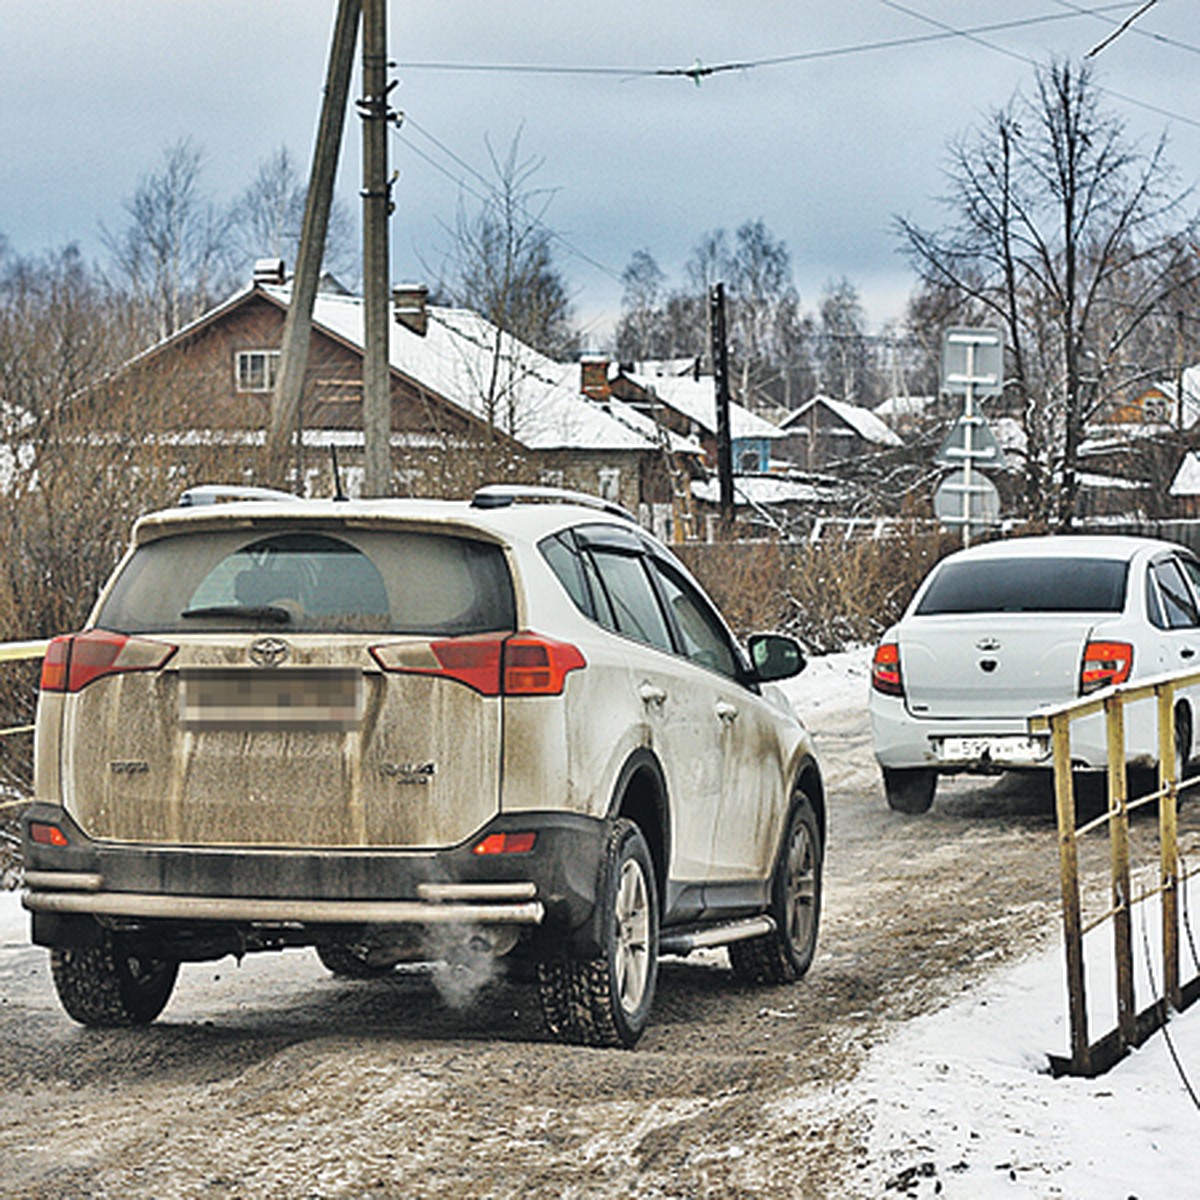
{"left": 1183, "top": 647, "right": 1196, "bottom": 660}
{"left": 715, "top": 701, "right": 738, "bottom": 723}
{"left": 639, "top": 683, "right": 667, "bottom": 707}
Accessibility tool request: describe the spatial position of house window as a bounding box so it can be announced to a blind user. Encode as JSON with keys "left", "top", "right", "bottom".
{"left": 597, "top": 467, "right": 621, "bottom": 502}
{"left": 235, "top": 350, "right": 280, "bottom": 393}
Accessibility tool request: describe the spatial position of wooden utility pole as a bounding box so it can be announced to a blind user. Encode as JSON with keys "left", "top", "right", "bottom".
{"left": 265, "top": 0, "right": 361, "bottom": 489}
{"left": 709, "top": 283, "right": 735, "bottom": 533}
{"left": 360, "top": 0, "right": 392, "bottom": 497}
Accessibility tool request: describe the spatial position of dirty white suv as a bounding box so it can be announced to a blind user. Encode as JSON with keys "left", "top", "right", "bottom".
{"left": 23, "top": 485, "right": 823, "bottom": 1047}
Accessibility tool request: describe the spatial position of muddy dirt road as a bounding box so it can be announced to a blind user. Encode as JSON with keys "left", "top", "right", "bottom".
{"left": 2, "top": 692, "right": 1195, "bottom": 1199}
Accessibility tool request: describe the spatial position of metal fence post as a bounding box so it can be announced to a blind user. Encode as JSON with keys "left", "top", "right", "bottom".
{"left": 1157, "top": 684, "right": 1182, "bottom": 1010}
{"left": 1106, "top": 693, "right": 1137, "bottom": 1051}
{"left": 1052, "top": 712, "right": 1090, "bottom": 1074}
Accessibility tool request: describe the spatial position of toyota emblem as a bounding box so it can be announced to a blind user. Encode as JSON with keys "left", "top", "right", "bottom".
{"left": 975, "top": 637, "right": 1001, "bottom": 652}
{"left": 249, "top": 636, "right": 290, "bottom": 667}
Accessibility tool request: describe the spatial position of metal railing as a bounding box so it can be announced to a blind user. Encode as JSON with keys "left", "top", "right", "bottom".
{"left": 1029, "top": 668, "right": 1200, "bottom": 1077}
{"left": 0, "top": 640, "right": 47, "bottom": 816}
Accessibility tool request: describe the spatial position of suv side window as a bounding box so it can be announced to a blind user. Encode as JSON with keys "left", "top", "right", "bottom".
{"left": 650, "top": 562, "right": 739, "bottom": 679}
{"left": 588, "top": 549, "right": 675, "bottom": 654}
{"left": 1151, "top": 558, "right": 1200, "bottom": 629}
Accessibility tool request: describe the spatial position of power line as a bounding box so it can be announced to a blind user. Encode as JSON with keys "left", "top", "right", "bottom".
{"left": 1052, "top": 0, "right": 1200, "bottom": 57}
{"left": 391, "top": 117, "right": 626, "bottom": 286}
{"left": 395, "top": 5, "right": 1137, "bottom": 80}
{"left": 878, "top": 0, "right": 1200, "bottom": 131}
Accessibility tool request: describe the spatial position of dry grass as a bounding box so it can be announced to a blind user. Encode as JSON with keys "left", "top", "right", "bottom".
{"left": 677, "top": 524, "right": 959, "bottom": 655}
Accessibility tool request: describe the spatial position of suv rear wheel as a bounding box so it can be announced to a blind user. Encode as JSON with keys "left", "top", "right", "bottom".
{"left": 729, "top": 792, "right": 822, "bottom": 984}
{"left": 537, "top": 819, "right": 659, "bottom": 1049}
{"left": 51, "top": 935, "right": 179, "bottom": 1027}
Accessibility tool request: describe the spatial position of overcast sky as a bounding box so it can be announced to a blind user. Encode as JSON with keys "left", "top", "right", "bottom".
{"left": 3, "top": 2, "right": 1198, "bottom": 341}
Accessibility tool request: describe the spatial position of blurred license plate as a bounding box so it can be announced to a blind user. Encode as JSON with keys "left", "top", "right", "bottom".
{"left": 180, "top": 668, "right": 363, "bottom": 731}
{"left": 940, "top": 735, "right": 1048, "bottom": 763}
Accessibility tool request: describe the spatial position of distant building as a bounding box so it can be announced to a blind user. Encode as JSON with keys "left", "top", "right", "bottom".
{"left": 776, "top": 394, "right": 902, "bottom": 470}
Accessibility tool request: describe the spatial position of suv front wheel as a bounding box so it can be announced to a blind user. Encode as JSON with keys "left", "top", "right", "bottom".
{"left": 537, "top": 818, "right": 659, "bottom": 1049}
{"left": 51, "top": 934, "right": 179, "bottom": 1027}
{"left": 729, "top": 792, "right": 822, "bottom": 984}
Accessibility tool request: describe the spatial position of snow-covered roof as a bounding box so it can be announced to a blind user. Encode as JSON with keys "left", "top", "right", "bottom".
{"left": 691, "top": 475, "right": 845, "bottom": 507}
{"left": 622, "top": 370, "right": 785, "bottom": 441}
{"left": 256, "top": 286, "right": 697, "bottom": 455}
{"left": 874, "top": 394, "right": 937, "bottom": 419}
{"left": 783, "top": 395, "right": 903, "bottom": 447}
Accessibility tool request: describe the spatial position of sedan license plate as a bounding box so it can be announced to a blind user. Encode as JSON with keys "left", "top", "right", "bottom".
{"left": 939, "top": 735, "right": 1049, "bottom": 764}
{"left": 180, "top": 667, "right": 363, "bottom": 731}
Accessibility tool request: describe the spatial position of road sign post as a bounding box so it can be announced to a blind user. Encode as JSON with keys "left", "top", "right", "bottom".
{"left": 940, "top": 327, "right": 1005, "bottom": 546}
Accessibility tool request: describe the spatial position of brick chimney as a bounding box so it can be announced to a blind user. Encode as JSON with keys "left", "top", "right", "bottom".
{"left": 392, "top": 284, "right": 429, "bottom": 336}
{"left": 580, "top": 355, "right": 611, "bottom": 401}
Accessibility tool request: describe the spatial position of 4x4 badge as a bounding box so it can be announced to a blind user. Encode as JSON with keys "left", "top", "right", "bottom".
{"left": 249, "top": 637, "right": 290, "bottom": 667}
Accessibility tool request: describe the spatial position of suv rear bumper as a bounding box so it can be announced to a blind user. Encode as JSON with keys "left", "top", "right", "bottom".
{"left": 21, "top": 803, "right": 608, "bottom": 952}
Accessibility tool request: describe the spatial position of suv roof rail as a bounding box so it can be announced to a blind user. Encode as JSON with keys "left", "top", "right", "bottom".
{"left": 178, "top": 484, "right": 302, "bottom": 508}
{"left": 471, "top": 484, "right": 637, "bottom": 524}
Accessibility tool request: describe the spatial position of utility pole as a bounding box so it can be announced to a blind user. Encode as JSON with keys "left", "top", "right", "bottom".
{"left": 709, "top": 282, "right": 735, "bottom": 534}
{"left": 265, "top": 0, "right": 361, "bottom": 490}
{"left": 360, "top": 0, "right": 393, "bottom": 497}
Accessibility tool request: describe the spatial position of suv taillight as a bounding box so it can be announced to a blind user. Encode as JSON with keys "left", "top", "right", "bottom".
{"left": 1080, "top": 640, "right": 1133, "bottom": 695}
{"left": 871, "top": 642, "right": 904, "bottom": 697}
{"left": 40, "top": 630, "right": 177, "bottom": 693}
{"left": 370, "top": 632, "right": 586, "bottom": 697}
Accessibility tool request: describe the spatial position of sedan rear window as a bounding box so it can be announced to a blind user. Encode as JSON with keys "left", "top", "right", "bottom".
{"left": 97, "top": 527, "right": 515, "bottom": 635}
{"left": 915, "top": 557, "right": 1129, "bottom": 615}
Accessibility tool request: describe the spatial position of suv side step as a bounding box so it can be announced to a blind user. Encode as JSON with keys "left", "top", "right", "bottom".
{"left": 658, "top": 915, "right": 775, "bottom": 957}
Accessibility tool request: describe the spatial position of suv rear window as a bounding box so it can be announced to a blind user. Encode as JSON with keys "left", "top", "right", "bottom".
{"left": 915, "top": 556, "right": 1129, "bottom": 615}
{"left": 96, "top": 527, "right": 515, "bottom": 635}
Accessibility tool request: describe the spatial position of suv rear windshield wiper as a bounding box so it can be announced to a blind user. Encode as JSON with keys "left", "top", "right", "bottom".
{"left": 180, "top": 604, "right": 292, "bottom": 624}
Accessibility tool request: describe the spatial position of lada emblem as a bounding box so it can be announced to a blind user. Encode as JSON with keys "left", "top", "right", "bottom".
{"left": 249, "top": 636, "right": 290, "bottom": 667}
{"left": 975, "top": 637, "right": 1001, "bottom": 652}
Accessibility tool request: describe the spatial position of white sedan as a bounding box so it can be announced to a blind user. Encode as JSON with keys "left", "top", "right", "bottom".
{"left": 870, "top": 535, "right": 1200, "bottom": 813}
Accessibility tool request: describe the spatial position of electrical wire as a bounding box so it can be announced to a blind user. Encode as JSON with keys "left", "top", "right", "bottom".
{"left": 391, "top": 117, "right": 625, "bottom": 285}
{"left": 395, "top": 4, "right": 1136, "bottom": 80}
{"left": 1053, "top": 0, "right": 1200, "bottom": 57}
{"left": 1137, "top": 890, "right": 1200, "bottom": 1112}
{"left": 878, "top": 0, "right": 1200, "bottom": 131}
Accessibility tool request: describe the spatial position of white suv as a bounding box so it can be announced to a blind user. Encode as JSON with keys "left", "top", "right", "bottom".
{"left": 23, "top": 485, "right": 824, "bottom": 1047}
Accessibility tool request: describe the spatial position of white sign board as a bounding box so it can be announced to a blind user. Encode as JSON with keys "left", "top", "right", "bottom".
{"left": 933, "top": 469, "right": 1001, "bottom": 527}
{"left": 934, "top": 415, "right": 1008, "bottom": 470}
{"left": 941, "top": 327, "right": 1004, "bottom": 397}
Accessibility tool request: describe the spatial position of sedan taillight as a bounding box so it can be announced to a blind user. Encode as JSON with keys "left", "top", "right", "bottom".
{"left": 871, "top": 642, "right": 904, "bottom": 697}
{"left": 40, "top": 630, "right": 177, "bottom": 693}
{"left": 1079, "top": 640, "right": 1133, "bottom": 695}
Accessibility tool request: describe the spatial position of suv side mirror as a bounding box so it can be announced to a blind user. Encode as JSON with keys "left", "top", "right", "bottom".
{"left": 747, "top": 634, "right": 806, "bottom": 683}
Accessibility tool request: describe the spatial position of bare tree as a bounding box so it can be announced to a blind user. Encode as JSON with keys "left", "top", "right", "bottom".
{"left": 816, "top": 277, "right": 876, "bottom": 405}
{"left": 614, "top": 249, "right": 669, "bottom": 362}
{"left": 439, "top": 132, "right": 577, "bottom": 364}
{"left": 229, "top": 145, "right": 359, "bottom": 288}
{"left": 898, "top": 58, "right": 1200, "bottom": 526}
{"left": 101, "top": 139, "right": 235, "bottom": 340}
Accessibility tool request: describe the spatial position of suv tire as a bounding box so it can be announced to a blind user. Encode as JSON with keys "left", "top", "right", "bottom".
{"left": 883, "top": 766, "right": 937, "bottom": 814}
{"left": 51, "top": 936, "right": 179, "bottom": 1027}
{"left": 537, "top": 819, "right": 659, "bottom": 1048}
{"left": 729, "top": 792, "right": 822, "bottom": 984}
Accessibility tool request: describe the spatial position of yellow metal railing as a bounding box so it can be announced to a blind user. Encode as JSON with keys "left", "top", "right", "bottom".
{"left": 1030, "top": 667, "right": 1200, "bottom": 1077}
{"left": 0, "top": 640, "right": 48, "bottom": 813}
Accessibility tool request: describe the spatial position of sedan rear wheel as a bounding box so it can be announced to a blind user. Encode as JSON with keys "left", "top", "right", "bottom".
{"left": 883, "top": 766, "right": 937, "bottom": 814}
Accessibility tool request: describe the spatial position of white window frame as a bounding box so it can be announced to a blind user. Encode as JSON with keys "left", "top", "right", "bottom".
{"left": 235, "top": 350, "right": 281, "bottom": 393}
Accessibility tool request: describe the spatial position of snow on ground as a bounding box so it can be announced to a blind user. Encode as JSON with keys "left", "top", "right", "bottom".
{"left": 0, "top": 887, "right": 26, "bottom": 948}
{"left": 784, "top": 646, "right": 1200, "bottom": 1196}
